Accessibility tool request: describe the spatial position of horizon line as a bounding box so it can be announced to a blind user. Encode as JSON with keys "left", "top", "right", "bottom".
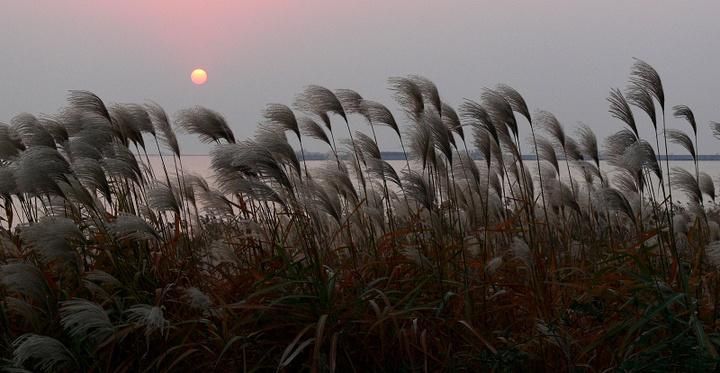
{"left": 146, "top": 152, "right": 720, "bottom": 161}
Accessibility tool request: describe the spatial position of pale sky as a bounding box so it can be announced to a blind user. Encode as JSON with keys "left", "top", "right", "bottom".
{"left": 2, "top": 1, "right": 719, "bottom": 154}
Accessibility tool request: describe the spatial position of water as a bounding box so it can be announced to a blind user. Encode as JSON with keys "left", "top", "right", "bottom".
{"left": 0, "top": 156, "right": 715, "bottom": 228}
{"left": 148, "top": 156, "right": 719, "bottom": 204}
{"left": 155, "top": 156, "right": 720, "bottom": 178}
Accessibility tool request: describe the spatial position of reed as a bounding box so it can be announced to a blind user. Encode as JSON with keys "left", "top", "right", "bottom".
{"left": 2, "top": 61, "right": 720, "bottom": 371}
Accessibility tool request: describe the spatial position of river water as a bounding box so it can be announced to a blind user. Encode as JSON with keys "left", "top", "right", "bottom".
{"left": 151, "top": 156, "right": 719, "bottom": 205}
{"left": 0, "top": 156, "right": 715, "bottom": 228}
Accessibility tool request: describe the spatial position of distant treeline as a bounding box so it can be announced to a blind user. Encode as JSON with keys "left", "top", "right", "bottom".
{"left": 298, "top": 151, "right": 720, "bottom": 161}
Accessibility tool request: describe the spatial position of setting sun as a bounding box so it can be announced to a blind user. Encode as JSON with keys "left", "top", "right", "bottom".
{"left": 190, "top": 68, "right": 207, "bottom": 85}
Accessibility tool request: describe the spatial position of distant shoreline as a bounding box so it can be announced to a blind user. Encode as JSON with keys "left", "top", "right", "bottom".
{"left": 149, "top": 152, "right": 720, "bottom": 161}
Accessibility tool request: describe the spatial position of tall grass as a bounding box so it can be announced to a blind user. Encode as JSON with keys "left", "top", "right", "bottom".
{"left": 2, "top": 61, "right": 720, "bottom": 371}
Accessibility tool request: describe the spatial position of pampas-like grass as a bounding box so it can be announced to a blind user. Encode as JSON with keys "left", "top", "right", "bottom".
{"left": 294, "top": 85, "right": 347, "bottom": 129}
{"left": 126, "top": 304, "right": 168, "bottom": 337}
{"left": 299, "top": 116, "right": 331, "bottom": 147}
{"left": 482, "top": 89, "right": 518, "bottom": 139}
{"left": 146, "top": 101, "right": 180, "bottom": 157}
{"left": 671, "top": 167, "right": 702, "bottom": 204}
{"left": 666, "top": 129, "right": 697, "bottom": 161}
{"left": 608, "top": 88, "right": 638, "bottom": 138}
{"left": 0, "top": 262, "right": 51, "bottom": 303}
{"left": 176, "top": 106, "right": 235, "bottom": 144}
{"left": 0, "top": 123, "right": 25, "bottom": 159}
{"left": 388, "top": 76, "right": 424, "bottom": 120}
{"left": 575, "top": 123, "right": 600, "bottom": 168}
{"left": 263, "top": 103, "right": 300, "bottom": 140}
{"left": 3, "top": 63, "right": 720, "bottom": 371}
{"left": 700, "top": 172, "right": 716, "bottom": 202}
{"left": 362, "top": 100, "right": 400, "bottom": 136}
{"left": 626, "top": 83, "right": 658, "bottom": 129}
{"left": 108, "top": 214, "right": 159, "bottom": 242}
{"left": 673, "top": 105, "right": 697, "bottom": 135}
{"left": 630, "top": 58, "right": 665, "bottom": 110}
{"left": 59, "top": 298, "right": 115, "bottom": 345}
{"left": 11, "top": 113, "right": 56, "bottom": 148}
{"left": 11, "top": 334, "right": 78, "bottom": 372}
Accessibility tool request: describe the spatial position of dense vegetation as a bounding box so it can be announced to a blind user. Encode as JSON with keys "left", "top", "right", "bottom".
{"left": 2, "top": 60, "right": 720, "bottom": 371}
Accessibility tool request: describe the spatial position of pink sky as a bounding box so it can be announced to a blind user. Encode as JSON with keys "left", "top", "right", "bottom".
{"left": 2, "top": 1, "right": 720, "bottom": 153}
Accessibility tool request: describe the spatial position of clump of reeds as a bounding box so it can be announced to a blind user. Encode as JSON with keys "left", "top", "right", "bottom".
{"left": 1, "top": 61, "right": 720, "bottom": 371}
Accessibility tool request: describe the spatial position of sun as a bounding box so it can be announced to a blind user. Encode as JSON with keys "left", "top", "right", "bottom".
{"left": 191, "top": 68, "right": 208, "bottom": 85}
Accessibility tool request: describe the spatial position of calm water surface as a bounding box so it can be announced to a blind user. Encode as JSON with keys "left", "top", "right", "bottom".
{"left": 149, "top": 156, "right": 720, "bottom": 205}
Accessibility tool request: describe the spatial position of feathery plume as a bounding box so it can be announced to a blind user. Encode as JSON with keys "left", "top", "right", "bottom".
{"left": 629, "top": 58, "right": 665, "bottom": 110}
{"left": 183, "top": 287, "right": 213, "bottom": 310}
{"left": 176, "top": 106, "right": 235, "bottom": 144}
{"left": 255, "top": 127, "right": 302, "bottom": 178}
{"left": 0, "top": 262, "right": 51, "bottom": 303}
{"left": 608, "top": 88, "right": 638, "bottom": 138}
{"left": 12, "top": 334, "right": 78, "bottom": 373}
{"left": 699, "top": 172, "right": 715, "bottom": 202}
{"left": 711, "top": 121, "right": 720, "bottom": 140}
{"left": 71, "top": 157, "right": 112, "bottom": 202}
{"left": 535, "top": 136, "right": 559, "bottom": 175}
{"left": 109, "top": 104, "right": 147, "bottom": 148}
{"left": 362, "top": 100, "right": 400, "bottom": 136}
{"left": 441, "top": 102, "right": 463, "bottom": 141}
{"left": 671, "top": 167, "right": 702, "bottom": 204}
{"left": 294, "top": 85, "right": 347, "bottom": 129}
{"left": 102, "top": 142, "right": 143, "bottom": 184}
{"left": 21, "top": 217, "right": 83, "bottom": 267}
{"left": 40, "top": 116, "right": 69, "bottom": 145}
{"left": 424, "top": 110, "right": 453, "bottom": 162}
{"left": 146, "top": 101, "right": 180, "bottom": 156}
{"left": 264, "top": 103, "right": 300, "bottom": 140}
{"left": 126, "top": 304, "right": 169, "bottom": 337}
{"left": 536, "top": 110, "right": 566, "bottom": 147}
{"left": 334, "top": 89, "right": 365, "bottom": 116}
{"left": 405, "top": 121, "right": 435, "bottom": 168}
{"left": 147, "top": 182, "right": 181, "bottom": 214}
{"left": 59, "top": 298, "right": 115, "bottom": 345}
{"left": 0, "top": 165, "right": 17, "bottom": 196}
{"left": 0, "top": 123, "right": 25, "bottom": 159}
{"left": 460, "top": 99, "right": 498, "bottom": 145}
{"left": 496, "top": 84, "right": 531, "bottom": 123}
{"left": 482, "top": 89, "right": 518, "bottom": 139}
{"left": 11, "top": 113, "right": 56, "bottom": 148}
{"left": 354, "top": 131, "right": 381, "bottom": 160}
{"left": 388, "top": 77, "right": 424, "bottom": 120}
{"left": 666, "top": 129, "right": 696, "bottom": 160}
{"left": 409, "top": 75, "right": 442, "bottom": 114}
{"left": 299, "top": 117, "right": 331, "bottom": 146}
{"left": 14, "top": 146, "right": 70, "bottom": 196}
{"left": 315, "top": 161, "right": 358, "bottom": 202}
{"left": 108, "top": 214, "right": 159, "bottom": 241}
{"left": 596, "top": 188, "right": 636, "bottom": 223}
{"left": 67, "top": 90, "right": 110, "bottom": 120}
{"left": 626, "top": 83, "right": 657, "bottom": 129}
{"left": 403, "top": 170, "right": 435, "bottom": 212}
{"left": 306, "top": 181, "right": 343, "bottom": 224}
{"left": 575, "top": 123, "right": 600, "bottom": 168}
{"left": 673, "top": 105, "right": 697, "bottom": 135}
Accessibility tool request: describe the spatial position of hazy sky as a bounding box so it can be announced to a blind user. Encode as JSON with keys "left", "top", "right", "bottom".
{"left": 2, "top": 1, "right": 720, "bottom": 154}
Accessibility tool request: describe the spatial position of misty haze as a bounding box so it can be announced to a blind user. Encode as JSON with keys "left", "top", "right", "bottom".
{"left": 2, "top": 1, "right": 720, "bottom": 372}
